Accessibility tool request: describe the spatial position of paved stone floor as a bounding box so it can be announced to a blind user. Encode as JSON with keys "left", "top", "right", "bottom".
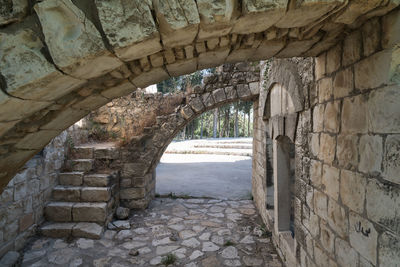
{"left": 21, "top": 198, "right": 282, "bottom": 267}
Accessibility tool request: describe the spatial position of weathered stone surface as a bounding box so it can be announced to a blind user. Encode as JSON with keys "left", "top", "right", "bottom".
{"left": 95, "top": 0, "right": 162, "bottom": 61}
{"left": 340, "top": 170, "right": 366, "bottom": 213}
{"left": 72, "top": 203, "right": 107, "bottom": 222}
{"left": 336, "top": 134, "right": 358, "bottom": 169}
{"left": 349, "top": 211, "right": 378, "bottom": 265}
{"left": 276, "top": 0, "right": 342, "bottom": 28}
{"left": 116, "top": 207, "right": 130, "bottom": 220}
{"left": 335, "top": 0, "right": 383, "bottom": 25}
{"left": 318, "top": 133, "right": 335, "bottom": 164}
{"left": 52, "top": 186, "right": 81, "bottom": 202}
{"left": 379, "top": 231, "right": 400, "bottom": 266}
{"left": 333, "top": 67, "right": 353, "bottom": 99}
{"left": 232, "top": 0, "right": 287, "bottom": 34}
{"left": 34, "top": 0, "right": 123, "bottom": 79}
{"left": 81, "top": 187, "right": 111, "bottom": 202}
{"left": 41, "top": 223, "right": 75, "bottom": 238}
{"left": 166, "top": 59, "right": 197, "bottom": 77}
{"left": 341, "top": 95, "right": 367, "bottom": 134}
{"left": 366, "top": 179, "right": 400, "bottom": 234}
{"left": 323, "top": 101, "right": 339, "bottom": 133}
{"left": 327, "top": 199, "right": 347, "bottom": 239}
{"left": 367, "top": 85, "right": 400, "bottom": 134}
{"left": 382, "top": 8, "right": 400, "bottom": 49}
{"left": 73, "top": 222, "right": 103, "bottom": 239}
{"left": 383, "top": 135, "right": 400, "bottom": 184}
{"left": 45, "top": 202, "right": 73, "bottom": 222}
{"left": 0, "top": 28, "right": 85, "bottom": 101}
{"left": 335, "top": 238, "right": 358, "bottom": 267}
{"left": 59, "top": 172, "right": 83, "bottom": 186}
{"left": 15, "top": 130, "right": 61, "bottom": 150}
{"left": 359, "top": 135, "right": 382, "bottom": 174}
{"left": 313, "top": 190, "right": 328, "bottom": 220}
{"left": 321, "top": 164, "right": 339, "bottom": 200}
{"left": 197, "top": 0, "right": 239, "bottom": 39}
{"left": 84, "top": 174, "right": 110, "bottom": 187}
{"left": 198, "top": 48, "right": 230, "bottom": 69}
{"left": 153, "top": 0, "right": 200, "bottom": 47}
{"left": 130, "top": 68, "right": 170, "bottom": 88}
{"left": 0, "top": 0, "right": 28, "bottom": 26}
{"left": 0, "top": 251, "right": 19, "bottom": 267}
{"left": 101, "top": 81, "right": 136, "bottom": 100}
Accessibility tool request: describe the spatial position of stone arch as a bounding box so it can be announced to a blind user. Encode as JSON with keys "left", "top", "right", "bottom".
{"left": 0, "top": 0, "right": 398, "bottom": 192}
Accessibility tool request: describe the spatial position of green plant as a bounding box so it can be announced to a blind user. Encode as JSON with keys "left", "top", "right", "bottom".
{"left": 168, "top": 192, "right": 177, "bottom": 199}
{"left": 155, "top": 193, "right": 160, "bottom": 198}
{"left": 66, "top": 135, "right": 74, "bottom": 149}
{"left": 224, "top": 240, "right": 235, "bottom": 246}
{"left": 260, "top": 224, "right": 272, "bottom": 237}
{"left": 161, "top": 253, "right": 176, "bottom": 266}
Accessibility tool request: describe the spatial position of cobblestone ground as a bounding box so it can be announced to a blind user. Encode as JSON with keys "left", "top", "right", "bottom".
{"left": 21, "top": 198, "right": 282, "bottom": 267}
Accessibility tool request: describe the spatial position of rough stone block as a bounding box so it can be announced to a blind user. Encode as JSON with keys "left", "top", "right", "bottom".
{"left": 318, "top": 77, "right": 332, "bottom": 103}
{"left": 335, "top": 238, "right": 358, "bottom": 266}
{"left": 320, "top": 220, "right": 334, "bottom": 253}
{"left": 310, "top": 133, "right": 319, "bottom": 157}
{"left": 315, "top": 52, "right": 326, "bottom": 80}
{"left": 232, "top": 0, "right": 287, "bottom": 34}
{"left": 356, "top": 50, "right": 398, "bottom": 91}
{"left": 101, "top": 81, "right": 136, "bottom": 100}
{"left": 341, "top": 95, "right": 368, "bottom": 134}
{"left": 340, "top": 170, "right": 366, "bottom": 213}
{"left": 276, "top": 0, "right": 342, "bottom": 28}
{"left": 180, "top": 105, "right": 195, "bottom": 120}
{"left": 198, "top": 48, "right": 230, "bottom": 69}
{"left": 40, "top": 108, "right": 90, "bottom": 131}
{"left": 202, "top": 92, "right": 215, "bottom": 107}
{"left": 362, "top": 18, "right": 380, "bottom": 57}
{"left": 34, "top": 0, "right": 123, "bottom": 79}
{"left": 236, "top": 84, "right": 251, "bottom": 100}
{"left": 52, "top": 186, "right": 81, "bottom": 202}
{"left": 70, "top": 159, "right": 94, "bottom": 172}
{"left": 72, "top": 222, "right": 103, "bottom": 239}
{"left": 349, "top": 211, "right": 378, "bottom": 265}
{"left": 359, "top": 135, "right": 382, "bottom": 174}
{"left": 323, "top": 101, "right": 339, "bottom": 133}
{"left": 59, "top": 172, "right": 83, "bottom": 186}
{"left": 72, "top": 147, "right": 93, "bottom": 159}
{"left": 130, "top": 68, "right": 170, "bottom": 89}
{"left": 366, "top": 179, "right": 400, "bottom": 234}
{"left": 333, "top": 67, "right": 353, "bottom": 99}
{"left": 81, "top": 187, "right": 111, "bottom": 202}
{"left": 72, "top": 203, "right": 107, "bottom": 223}
{"left": 277, "top": 35, "right": 323, "bottom": 58}
{"left": 336, "top": 134, "right": 358, "bottom": 169}
{"left": 45, "top": 202, "right": 74, "bottom": 222}
{"left": 252, "top": 39, "right": 285, "bottom": 61}
{"left": 197, "top": 0, "right": 239, "bottom": 40}
{"left": 383, "top": 135, "right": 400, "bottom": 184}
{"left": 342, "top": 31, "right": 361, "bottom": 67}
{"left": 313, "top": 104, "right": 324, "bottom": 132}
{"left": 84, "top": 174, "right": 110, "bottom": 187}
{"left": 95, "top": 0, "right": 162, "bottom": 61}
{"left": 367, "top": 85, "right": 400, "bottom": 134}
{"left": 212, "top": 88, "right": 227, "bottom": 103}
{"left": 0, "top": 29, "right": 85, "bottom": 101}
{"left": 318, "top": 133, "right": 335, "bottom": 164}
{"left": 310, "top": 160, "right": 322, "bottom": 188}
{"left": 326, "top": 43, "right": 341, "bottom": 74}
{"left": 382, "top": 8, "right": 400, "bottom": 49}
{"left": 189, "top": 97, "right": 205, "bottom": 113}
{"left": 313, "top": 190, "right": 328, "bottom": 221}
{"left": 41, "top": 223, "right": 75, "bottom": 238}
{"left": 120, "top": 188, "right": 146, "bottom": 200}
{"left": 321, "top": 164, "right": 339, "bottom": 201}
{"left": 334, "top": 0, "right": 382, "bottom": 25}
{"left": 0, "top": 0, "right": 28, "bottom": 26}
{"left": 153, "top": 0, "right": 200, "bottom": 47}
{"left": 166, "top": 58, "right": 197, "bottom": 77}
{"left": 379, "top": 231, "right": 400, "bottom": 266}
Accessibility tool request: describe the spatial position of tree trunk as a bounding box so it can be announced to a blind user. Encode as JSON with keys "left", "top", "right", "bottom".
{"left": 200, "top": 115, "right": 204, "bottom": 139}
{"left": 218, "top": 108, "right": 222, "bottom": 138}
{"left": 247, "top": 111, "right": 251, "bottom": 137}
{"left": 191, "top": 122, "right": 194, "bottom": 139}
{"left": 213, "top": 108, "right": 218, "bottom": 138}
{"left": 234, "top": 103, "right": 239, "bottom": 138}
{"left": 225, "top": 109, "right": 230, "bottom": 137}
{"left": 242, "top": 113, "right": 246, "bottom": 137}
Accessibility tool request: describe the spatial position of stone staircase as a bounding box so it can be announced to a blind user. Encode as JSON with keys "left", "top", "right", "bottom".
{"left": 40, "top": 143, "right": 120, "bottom": 239}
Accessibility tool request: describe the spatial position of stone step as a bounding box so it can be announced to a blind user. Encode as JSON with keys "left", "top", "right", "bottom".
{"left": 40, "top": 222, "right": 103, "bottom": 239}
{"left": 59, "top": 172, "right": 113, "bottom": 187}
{"left": 68, "top": 159, "right": 94, "bottom": 172}
{"left": 52, "top": 186, "right": 111, "bottom": 202}
{"left": 45, "top": 202, "right": 108, "bottom": 223}
{"left": 70, "top": 146, "right": 94, "bottom": 159}
{"left": 59, "top": 172, "right": 84, "bottom": 186}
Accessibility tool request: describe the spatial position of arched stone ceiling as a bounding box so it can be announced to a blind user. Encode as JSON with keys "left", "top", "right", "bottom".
{"left": 0, "top": 0, "right": 398, "bottom": 191}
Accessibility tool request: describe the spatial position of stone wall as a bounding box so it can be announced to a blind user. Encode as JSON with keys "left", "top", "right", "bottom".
{"left": 0, "top": 132, "right": 68, "bottom": 258}
{"left": 85, "top": 63, "right": 260, "bottom": 209}
{"left": 252, "top": 9, "right": 400, "bottom": 267}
